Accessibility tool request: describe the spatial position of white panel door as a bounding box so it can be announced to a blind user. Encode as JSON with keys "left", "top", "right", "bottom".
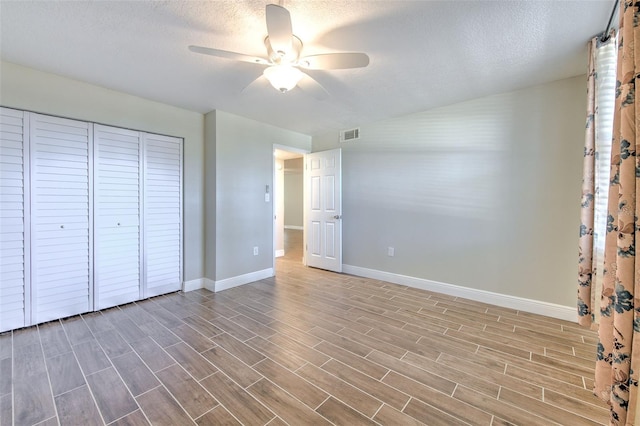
{"left": 143, "top": 133, "right": 182, "bottom": 297}
{"left": 30, "top": 113, "right": 93, "bottom": 323}
{"left": 305, "top": 149, "right": 342, "bottom": 272}
{"left": 94, "top": 125, "right": 142, "bottom": 309}
{"left": 0, "top": 108, "right": 30, "bottom": 332}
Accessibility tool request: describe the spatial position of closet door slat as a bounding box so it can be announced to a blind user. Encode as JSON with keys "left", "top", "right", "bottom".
{"left": 143, "top": 133, "right": 182, "bottom": 298}
{"left": 30, "top": 113, "right": 93, "bottom": 323}
{"left": 0, "top": 107, "right": 29, "bottom": 332}
{"left": 0, "top": 107, "right": 184, "bottom": 332}
{"left": 94, "top": 124, "right": 142, "bottom": 309}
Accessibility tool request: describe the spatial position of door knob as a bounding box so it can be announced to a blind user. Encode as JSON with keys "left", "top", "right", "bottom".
{"left": 333, "top": 215, "right": 342, "bottom": 219}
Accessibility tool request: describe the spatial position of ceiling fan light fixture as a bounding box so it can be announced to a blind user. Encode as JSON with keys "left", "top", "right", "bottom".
{"left": 189, "top": 4, "right": 369, "bottom": 97}
{"left": 263, "top": 65, "right": 303, "bottom": 93}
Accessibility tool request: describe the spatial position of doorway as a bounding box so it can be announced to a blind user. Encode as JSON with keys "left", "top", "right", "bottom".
{"left": 273, "top": 146, "right": 308, "bottom": 271}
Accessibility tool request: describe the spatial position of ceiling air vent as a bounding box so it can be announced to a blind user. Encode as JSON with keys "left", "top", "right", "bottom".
{"left": 340, "top": 127, "right": 360, "bottom": 142}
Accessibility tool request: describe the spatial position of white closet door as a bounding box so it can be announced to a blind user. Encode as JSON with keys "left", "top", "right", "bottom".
{"left": 0, "top": 108, "right": 30, "bottom": 332}
{"left": 30, "top": 113, "right": 93, "bottom": 323}
{"left": 94, "top": 125, "right": 141, "bottom": 309}
{"left": 143, "top": 133, "right": 182, "bottom": 297}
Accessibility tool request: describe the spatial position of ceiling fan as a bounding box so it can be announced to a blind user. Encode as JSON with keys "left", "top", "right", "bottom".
{"left": 188, "top": 3, "right": 370, "bottom": 97}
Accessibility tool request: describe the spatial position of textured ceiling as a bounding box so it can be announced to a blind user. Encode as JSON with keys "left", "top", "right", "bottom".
{"left": 0, "top": 0, "right": 613, "bottom": 136}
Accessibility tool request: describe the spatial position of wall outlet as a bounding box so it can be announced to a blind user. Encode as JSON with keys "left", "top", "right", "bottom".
{"left": 387, "top": 247, "right": 395, "bottom": 257}
{"left": 253, "top": 246, "right": 259, "bottom": 256}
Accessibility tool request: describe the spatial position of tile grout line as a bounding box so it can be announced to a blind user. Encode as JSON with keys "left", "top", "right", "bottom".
{"left": 11, "top": 330, "right": 14, "bottom": 426}
{"left": 39, "top": 321, "right": 74, "bottom": 425}
{"left": 68, "top": 315, "right": 120, "bottom": 420}
{"left": 6, "top": 240, "right": 610, "bottom": 426}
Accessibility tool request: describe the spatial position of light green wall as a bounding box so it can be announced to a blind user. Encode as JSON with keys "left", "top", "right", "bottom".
{"left": 211, "top": 110, "right": 311, "bottom": 281}
{"left": 313, "top": 76, "right": 586, "bottom": 308}
{"left": 284, "top": 168, "right": 303, "bottom": 227}
{"left": 3, "top": 60, "right": 586, "bottom": 308}
{"left": 204, "top": 111, "right": 217, "bottom": 281}
{"left": 0, "top": 61, "right": 312, "bottom": 285}
{"left": 275, "top": 158, "right": 285, "bottom": 253}
{"left": 0, "top": 61, "right": 205, "bottom": 281}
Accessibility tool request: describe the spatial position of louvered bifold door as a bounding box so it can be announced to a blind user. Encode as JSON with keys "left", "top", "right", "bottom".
{"left": 143, "top": 133, "right": 182, "bottom": 297}
{"left": 30, "top": 113, "right": 93, "bottom": 323}
{"left": 0, "top": 108, "right": 30, "bottom": 332}
{"left": 94, "top": 125, "right": 142, "bottom": 310}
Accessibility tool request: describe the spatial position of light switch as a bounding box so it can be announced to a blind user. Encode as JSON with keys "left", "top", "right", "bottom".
{"left": 265, "top": 193, "right": 270, "bottom": 202}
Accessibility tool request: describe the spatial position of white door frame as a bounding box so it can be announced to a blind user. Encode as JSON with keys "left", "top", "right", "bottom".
{"left": 272, "top": 144, "right": 310, "bottom": 272}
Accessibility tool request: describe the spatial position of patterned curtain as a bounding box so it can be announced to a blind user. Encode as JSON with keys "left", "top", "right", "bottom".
{"left": 593, "top": 1, "right": 640, "bottom": 424}
{"left": 578, "top": 35, "right": 617, "bottom": 328}
{"left": 578, "top": 37, "right": 599, "bottom": 327}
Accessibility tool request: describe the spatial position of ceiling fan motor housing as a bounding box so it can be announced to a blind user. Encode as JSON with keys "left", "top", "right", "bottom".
{"left": 265, "top": 35, "right": 302, "bottom": 64}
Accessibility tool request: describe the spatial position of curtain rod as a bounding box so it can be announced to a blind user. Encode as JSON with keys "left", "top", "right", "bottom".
{"left": 600, "top": 0, "right": 619, "bottom": 42}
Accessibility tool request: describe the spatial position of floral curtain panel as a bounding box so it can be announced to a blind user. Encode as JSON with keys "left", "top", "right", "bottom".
{"left": 578, "top": 36, "right": 617, "bottom": 328}
{"left": 578, "top": 37, "right": 600, "bottom": 327}
{"left": 579, "top": 1, "right": 640, "bottom": 424}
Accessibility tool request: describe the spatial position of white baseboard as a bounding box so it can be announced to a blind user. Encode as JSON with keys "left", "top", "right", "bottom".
{"left": 275, "top": 249, "right": 285, "bottom": 258}
{"left": 203, "top": 278, "right": 216, "bottom": 292}
{"left": 342, "top": 265, "right": 576, "bottom": 322}
{"left": 214, "top": 268, "right": 274, "bottom": 292}
{"left": 185, "top": 271, "right": 274, "bottom": 293}
{"left": 183, "top": 278, "right": 204, "bottom": 292}
{"left": 284, "top": 225, "right": 303, "bottom": 230}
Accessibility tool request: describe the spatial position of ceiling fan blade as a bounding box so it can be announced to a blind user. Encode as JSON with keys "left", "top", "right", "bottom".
{"left": 299, "top": 53, "right": 370, "bottom": 70}
{"left": 297, "top": 73, "right": 329, "bottom": 100}
{"left": 240, "top": 75, "right": 271, "bottom": 94}
{"left": 188, "top": 45, "right": 269, "bottom": 65}
{"left": 265, "top": 4, "right": 293, "bottom": 56}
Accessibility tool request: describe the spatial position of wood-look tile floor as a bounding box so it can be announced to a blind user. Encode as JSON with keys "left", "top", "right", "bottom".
{"left": 1, "top": 230, "right": 609, "bottom": 425}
